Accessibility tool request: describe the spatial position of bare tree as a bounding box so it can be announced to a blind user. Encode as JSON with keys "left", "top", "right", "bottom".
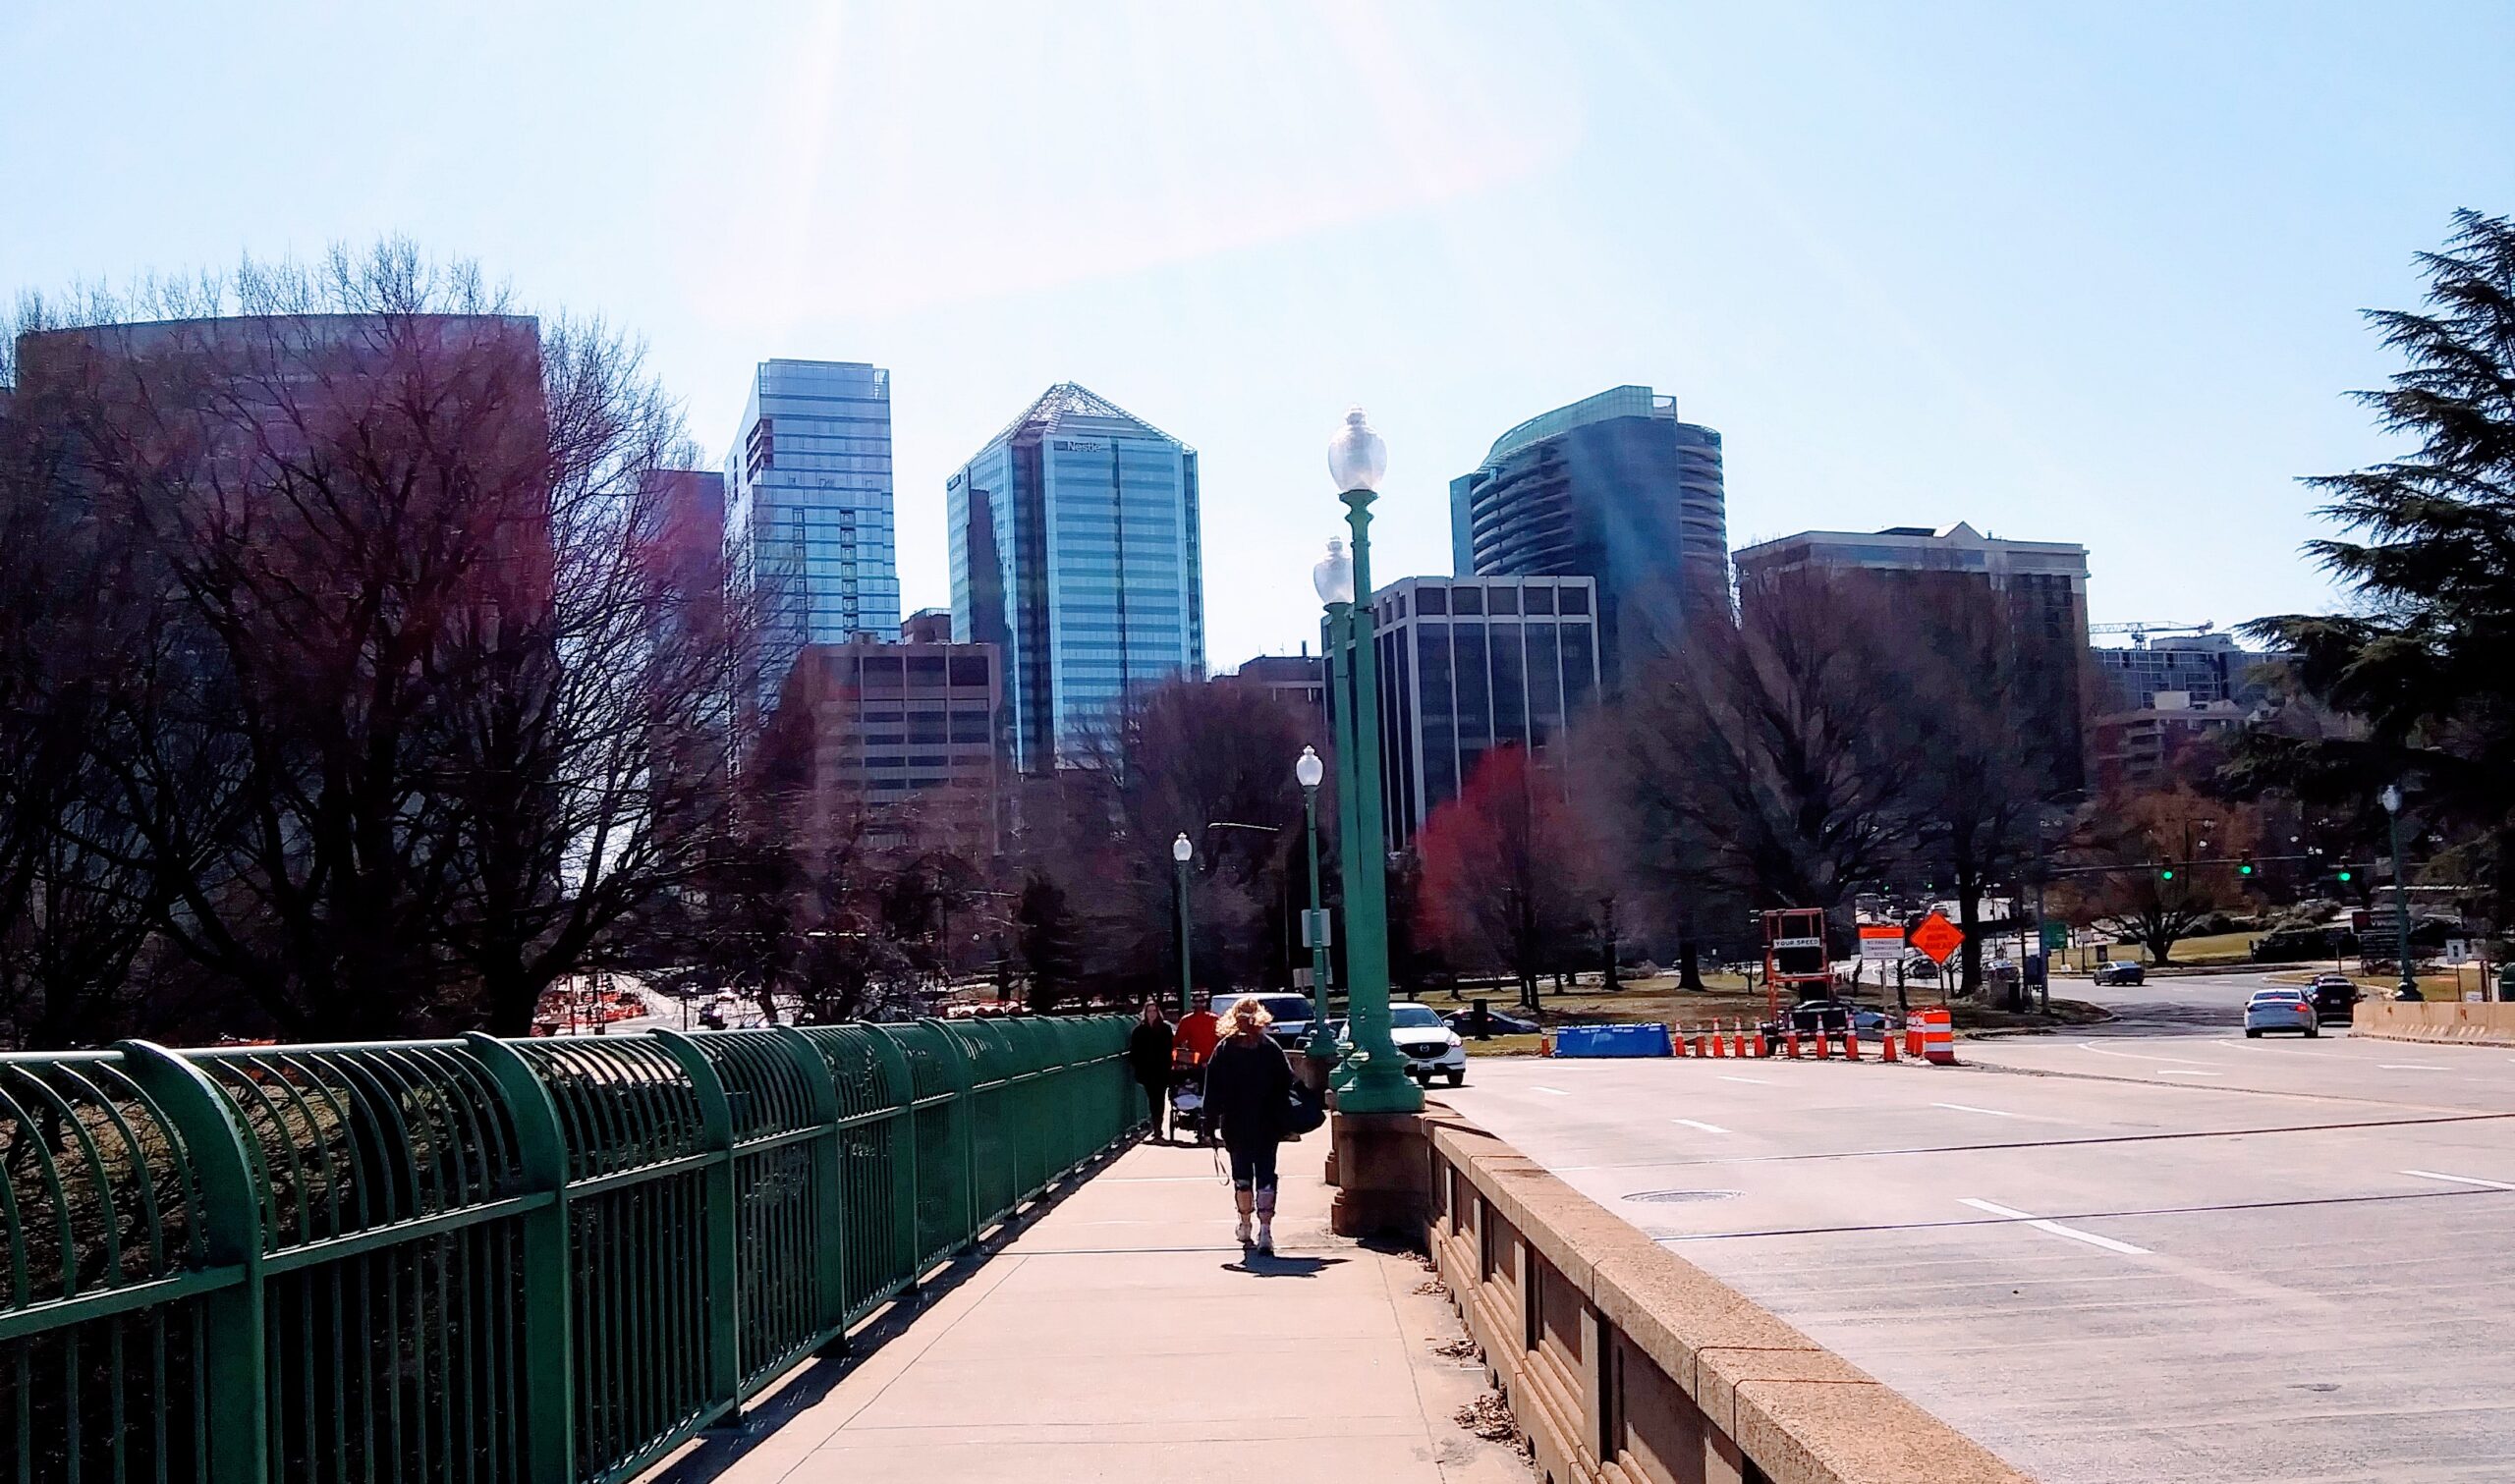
{"left": 2049, "top": 783, "right": 2261, "bottom": 965}
{"left": 1415, "top": 743, "right": 1599, "bottom": 1011}
{"left": 15, "top": 244, "right": 747, "bottom": 1038}
{"left": 1612, "top": 576, "right": 1917, "bottom": 930}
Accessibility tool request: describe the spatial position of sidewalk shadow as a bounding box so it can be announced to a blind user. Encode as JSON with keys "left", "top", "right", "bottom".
{"left": 644, "top": 1133, "right": 1143, "bottom": 1484}
{"left": 1224, "top": 1252, "right": 1346, "bottom": 1278}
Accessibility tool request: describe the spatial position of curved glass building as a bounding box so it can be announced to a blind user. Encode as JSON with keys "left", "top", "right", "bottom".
{"left": 1448, "top": 385, "right": 1726, "bottom": 686}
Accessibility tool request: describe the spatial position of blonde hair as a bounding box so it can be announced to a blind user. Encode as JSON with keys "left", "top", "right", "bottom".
{"left": 1221, "top": 997, "right": 1274, "bottom": 1037}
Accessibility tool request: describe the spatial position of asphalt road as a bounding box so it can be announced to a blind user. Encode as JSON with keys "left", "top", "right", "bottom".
{"left": 1445, "top": 970, "right": 2515, "bottom": 1483}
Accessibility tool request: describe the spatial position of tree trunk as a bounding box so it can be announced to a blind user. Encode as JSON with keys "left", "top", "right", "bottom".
{"left": 1677, "top": 934, "right": 1705, "bottom": 990}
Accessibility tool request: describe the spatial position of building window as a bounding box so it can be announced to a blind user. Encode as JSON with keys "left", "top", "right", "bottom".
{"left": 1523, "top": 586, "right": 1555, "bottom": 616}
{"left": 1452, "top": 587, "right": 1484, "bottom": 616}
{"left": 1415, "top": 587, "right": 1448, "bottom": 616}
{"left": 1560, "top": 586, "right": 1591, "bottom": 615}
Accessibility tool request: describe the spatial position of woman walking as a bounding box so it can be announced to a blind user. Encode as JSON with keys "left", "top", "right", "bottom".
{"left": 1201, "top": 996, "right": 1295, "bottom": 1253}
{"left": 1126, "top": 1000, "right": 1176, "bottom": 1142}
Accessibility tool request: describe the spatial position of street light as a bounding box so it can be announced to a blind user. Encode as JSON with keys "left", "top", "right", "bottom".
{"left": 1172, "top": 831, "right": 1195, "bottom": 1015}
{"left": 2380, "top": 784, "right": 2415, "bottom": 998}
{"left": 1318, "top": 408, "right": 1422, "bottom": 1115}
{"left": 1294, "top": 745, "right": 1338, "bottom": 1065}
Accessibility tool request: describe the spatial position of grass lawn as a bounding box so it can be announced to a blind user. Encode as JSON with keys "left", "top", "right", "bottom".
{"left": 2048, "top": 928, "right": 2267, "bottom": 971}
{"left": 1447, "top": 971, "right": 2104, "bottom": 1055}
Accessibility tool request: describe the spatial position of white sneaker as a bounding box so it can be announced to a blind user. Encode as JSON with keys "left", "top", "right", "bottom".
{"left": 1255, "top": 1226, "right": 1274, "bottom": 1255}
{"left": 1235, "top": 1218, "right": 1253, "bottom": 1245}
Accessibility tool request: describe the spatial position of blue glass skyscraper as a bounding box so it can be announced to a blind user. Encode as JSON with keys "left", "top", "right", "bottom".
{"left": 1449, "top": 385, "right": 1727, "bottom": 687}
{"left": 724, "top": 359, "right": 900, "bottom": 696}
{"left": 947, "top": 383, "right": 1204, "bottom": 772}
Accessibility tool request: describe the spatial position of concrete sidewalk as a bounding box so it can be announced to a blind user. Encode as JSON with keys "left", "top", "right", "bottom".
{"left": 656, "top": 1135, "right": 1530, "bottom": 1484}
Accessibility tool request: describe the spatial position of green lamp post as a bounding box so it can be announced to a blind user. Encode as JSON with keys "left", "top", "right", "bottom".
{"left": 2380, "top": 784, "right": 2416, "bottom": 999}
{"left": 1318, "top": 408, "right": 1424, "bottom": 1115}
{"left": 1295, "top": 744, "right": 1338, "bottom": 1066}
{"left": 1172, "top": 831, "right": 1195, "bottom": 1015}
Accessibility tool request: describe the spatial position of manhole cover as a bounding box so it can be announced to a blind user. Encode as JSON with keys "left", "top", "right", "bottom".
{"left": 1624, "top": 1188, "right": 1741, "bottom": 1205}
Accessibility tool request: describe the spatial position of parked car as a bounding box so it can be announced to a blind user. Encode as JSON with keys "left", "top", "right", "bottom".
{"left": 1445, "top": 1006, "right": 1539, "bottom": 1039}
{"left": 2306, "top": 972, "right": 2362, "bottom": 1023}
{"left": 1209, "top": 993, "right": 1320, "bottom": 1051}
{"left": 1328, "top": 1003, "right": 1468, "bottom": 1086}
{"left": 2244, "top": 987, "right": 2320, "bottom": 1037}
{"left": 2093, "top": 961, "right": 2146, "bottom": 986}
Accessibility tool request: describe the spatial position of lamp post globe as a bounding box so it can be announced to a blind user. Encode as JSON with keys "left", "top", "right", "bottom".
{"left": 1327, "top": 407, "right": 1386, "bottom": 494}
{"left": 1313, "top": 537, "right": 1355, "bottom": 606}
{"left": 1296, "top": 745, "right": 1325, "bottom": 791}
{"left": 1172, "top": 832, "right": 1194, "bottom": 864}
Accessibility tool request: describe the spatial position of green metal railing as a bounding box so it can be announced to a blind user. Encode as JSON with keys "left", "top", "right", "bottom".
{"left": 0, "top": 1016, "right": 1138, "bottom": 1484}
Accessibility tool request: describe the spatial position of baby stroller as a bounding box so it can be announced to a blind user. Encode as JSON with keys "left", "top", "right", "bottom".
{"left": 1168, "top": 1065, "right": 1212, "bottom": 1145}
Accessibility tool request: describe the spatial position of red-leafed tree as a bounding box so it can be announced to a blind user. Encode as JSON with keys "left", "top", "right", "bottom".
{"left": 1415, "top": 744, "right": 1599, "bottom": 1010}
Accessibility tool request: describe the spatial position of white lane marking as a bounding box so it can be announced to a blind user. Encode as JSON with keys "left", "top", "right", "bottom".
{"left": 1932, "top": 1102, "right": 2017, "bottom": 1118}
{"left": 1959, "top": 1198, "right": 2152, "bottom": 1255}
{"left": 2079, "top": 1045, "right": 2222, "bottom": 1067}
{"left": 1715, "top": 1074, "right": 1773, "bottom": 1085}
{"left": 1535, "top": 1086, "right": 1571, "bottom": 1096}
{"left": 2157, "top": 1070, "right": 2221, "bottom": 1077}
{"left": 2379, "top": 1064, "right": 2447, "bottom": 1071}
{"left": 2402, "top": 1169, "right": 2515, "bottom": 1192}
{"left": 1671, "top": 1119, "right": 1732, "bottom": 1134}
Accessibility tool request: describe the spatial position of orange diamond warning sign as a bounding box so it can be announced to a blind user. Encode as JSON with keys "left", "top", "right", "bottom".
{"left": 1910, "top": 910, "right": 1964, "bottom": 965}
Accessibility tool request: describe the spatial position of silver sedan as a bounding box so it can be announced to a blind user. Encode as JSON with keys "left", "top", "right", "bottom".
{"left": 2244, "top": 988, "right": 2321, "bottom": 1038}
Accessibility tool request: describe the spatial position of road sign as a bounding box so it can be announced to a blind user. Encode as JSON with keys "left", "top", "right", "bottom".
{"left": 1911, "top": 910, "right": 1964, "bottom": 965}
{"left": 2040, "top": 920, "right": 2070, "bottom": 953}
{"left": 1858, "top": 923, "right": 1906, "bottom": 961}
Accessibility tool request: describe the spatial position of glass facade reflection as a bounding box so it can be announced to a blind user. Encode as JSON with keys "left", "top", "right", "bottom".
{"left": 724, "top": 359, "right": 900, "bottom": 698}
{"left": 948, "top": 383, "right": 1204, "bottom": 772}
{"left": 1449, "top": 384, "right": 1726, "bottom": 687}
{"left": 1359, "top": 575, "right": 1599, "bottom": 850}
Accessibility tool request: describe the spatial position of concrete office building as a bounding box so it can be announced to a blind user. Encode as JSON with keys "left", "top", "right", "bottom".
{"left": 1230, "top": 653, "right": 1328, "bottom": 724}
{"left": 1363, "top": 575, "right": 1602, "bottom": 851}
{"left": 724, "top": 360, "right": 901, "bottom": 699}
{"left": 1449, "top": 386, "right": 1726, "bottom": 686}
{"left": 947, "top": 383, "right": 1204, "bottom": 773}
{"left": 1733, "top": 522, "right": 2093, "bottom": 792}
{"left": 767, "top": 637, "right": 1006, "bottom": 854}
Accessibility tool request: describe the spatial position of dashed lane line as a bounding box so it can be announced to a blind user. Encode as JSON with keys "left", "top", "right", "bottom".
{"left": 1958, "top": 1197, "right": 2152, "bottom": 1256}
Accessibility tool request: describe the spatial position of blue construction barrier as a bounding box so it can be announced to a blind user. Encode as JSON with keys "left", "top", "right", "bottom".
{"left": 1549, "top": 1022, "right": 1673, "bottom": 1058}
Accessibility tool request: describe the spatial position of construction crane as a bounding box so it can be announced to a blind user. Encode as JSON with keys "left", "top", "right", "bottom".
{"left": 2088, "top": 620, "right": 2214, "bottom": 649}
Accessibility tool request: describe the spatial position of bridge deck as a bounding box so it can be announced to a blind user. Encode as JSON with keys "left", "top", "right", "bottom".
{"left": 646, "top": 1136, "right": 1529, "bottom": 1483}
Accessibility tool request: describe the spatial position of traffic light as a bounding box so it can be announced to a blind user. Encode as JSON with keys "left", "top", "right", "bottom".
{"left": 2238, "top": 855, "right": 2256, "bottom": 877}
{"left": 2336, "top": 864, "right": 2355, "bottom": 884}
{"left": 2158, "top": 860, "right": 2177, "bottom": 881}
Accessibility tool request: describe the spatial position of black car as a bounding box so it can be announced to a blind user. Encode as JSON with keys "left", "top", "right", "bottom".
{"left": 2306, "top": 973, "right": 2361, "bottom": 1023}
{"left": 1445, "top": 1006, "right": 1539, "bottom": 1039}
{"left": 1762, "top": 999, "right": 1855, "bottom": 1038}
{"left": 2093, "top": 961, "right": 2146, "bottom": 986}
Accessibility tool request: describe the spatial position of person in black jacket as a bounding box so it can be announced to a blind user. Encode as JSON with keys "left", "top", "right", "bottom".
{"left": 1202, "top": 996, "right": 1294, "bottom": 1252}
{"left": 1125, "top": 1001, "right": 1176, "bottom": 1142}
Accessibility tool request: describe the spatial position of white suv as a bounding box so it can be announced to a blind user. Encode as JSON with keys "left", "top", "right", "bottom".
{"left": 1388, "top": 1003, "right": 1468, "bottom": 1087}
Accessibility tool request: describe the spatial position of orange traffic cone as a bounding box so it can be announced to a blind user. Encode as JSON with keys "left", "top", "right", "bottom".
{"left": 1843, "top": 1029, "right": 1862, "bottom": 1062}
{"left": 1814, "top": 1031, "right": 1831, "bottom": 1060}
{"left": 1879, "top": 1026, "right": 1899, "bottom": 1063}
{"left": 1784, "top": 1029, "right": 1801, "bottom": 1059}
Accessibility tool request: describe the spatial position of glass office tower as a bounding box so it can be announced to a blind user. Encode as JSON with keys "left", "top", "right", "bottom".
{"left": 724, "top": 359, "right": 901, "bottom": 697}
{"left": 1449, "top": 385, "right": 1726, "bottom": 687}
{"left": 1363, "top": 575, "right": 1602, "bottom": 851}
{"left": 947, "top": 383, "right": 1204, "bottom": 772}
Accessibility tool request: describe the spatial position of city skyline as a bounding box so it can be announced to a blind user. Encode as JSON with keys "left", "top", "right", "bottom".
{"left": 10, "top": 4, "right": 2514, "bottom": 671}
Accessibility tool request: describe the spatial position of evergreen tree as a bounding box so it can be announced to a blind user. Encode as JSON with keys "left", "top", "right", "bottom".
{"left": 2239, "top": 209, "right": 2515, "bottom": 931}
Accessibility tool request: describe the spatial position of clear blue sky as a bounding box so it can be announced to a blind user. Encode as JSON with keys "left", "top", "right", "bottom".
{"left": 7, "top": 1, "right": 2511, "bottom": 667}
